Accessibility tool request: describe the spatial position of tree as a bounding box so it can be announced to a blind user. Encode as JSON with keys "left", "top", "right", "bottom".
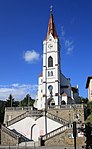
{"left": 75, "top": 96, "right": 88, "bottom": 104}
{"left": 0, "top": 100, "right": 5, "bottom": 124}
{"left": 84, "top": 101, "right": 92, "bottom": 148}
{"left": 19, "top": 94, "right": 35, "bottom": 107}
{"left": 5, "top": 94, "right": 14, "bottom": 107}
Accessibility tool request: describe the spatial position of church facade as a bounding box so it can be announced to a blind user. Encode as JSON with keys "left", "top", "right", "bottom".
{"left": 34, "top": 9, "right": 79, "bottom": 110}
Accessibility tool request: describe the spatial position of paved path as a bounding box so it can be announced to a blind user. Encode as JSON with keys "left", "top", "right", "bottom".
{"left": 0, "top": 146, "right": 83, "bottom": 149}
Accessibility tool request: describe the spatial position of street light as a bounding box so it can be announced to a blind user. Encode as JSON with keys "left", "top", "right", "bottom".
{"left": 73, "top": 121, "right": 77, "bottom": 149}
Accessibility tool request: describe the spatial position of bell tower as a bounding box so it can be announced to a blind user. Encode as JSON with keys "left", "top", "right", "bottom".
{"left": 42, "top": 7, "right": 61, "bottom": 108}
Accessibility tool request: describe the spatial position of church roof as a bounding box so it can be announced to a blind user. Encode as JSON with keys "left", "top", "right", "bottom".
{"left": 62, "top": 92, "right": 67, "bottom": 96}
{"left": 71, "top": 86, "right": 78, "bottom": 93}
{"left": 46, "top": 7, "right": 58, "bottom": 40}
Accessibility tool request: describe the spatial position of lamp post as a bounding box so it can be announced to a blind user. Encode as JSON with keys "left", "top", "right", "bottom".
{"left": 73, "top": 121, "right": 77, "bottom": 149}
{"left": 45, "top": 97, "right": 47, "bottom": 136}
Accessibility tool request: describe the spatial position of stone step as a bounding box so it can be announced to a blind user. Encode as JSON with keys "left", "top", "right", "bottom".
{"left": 42, "top": 124, "right": 69, "bottom": 141}
{"left": 1, "top": 125, "right": 29, "bottom": 145}
{"left": 7, "top": 110, "right": 43, "bottom": 126}
{"left": 47, "top": 112, "right": 69, "bottom": 125}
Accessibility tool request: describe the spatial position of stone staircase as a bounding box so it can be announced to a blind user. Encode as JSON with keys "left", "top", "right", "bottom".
{"left": 1, "top": 125, "right": 29, "bottom": 145}
{"left": 41, "top": 123, "right": 69, "bottom": 141}
{"left": 7, "top": 109, "right": 69, "bottom": 127}
{"left": 47, "top": 112, "right": 69, "bottom": 125}
{"left": 41, "top": 112, "right": 70, "bottom": 146}
{"left": 7, "top": 110, "right": 43, "bottom": 126}
{"left": 5, "top": 109, "right": 71, "bottom": 146}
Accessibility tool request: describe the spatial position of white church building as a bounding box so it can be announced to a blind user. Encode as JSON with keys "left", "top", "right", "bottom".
{"left": 34, "top": 9, "right": 79, "bottom": 110}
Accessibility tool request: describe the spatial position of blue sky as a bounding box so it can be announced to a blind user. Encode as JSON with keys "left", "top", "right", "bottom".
{"left": 0, "top": 0, "right": 92, "bottom": 100}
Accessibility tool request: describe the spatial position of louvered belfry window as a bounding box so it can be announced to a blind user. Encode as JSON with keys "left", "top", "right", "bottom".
{"left": 48, "top": 56, "right": 53, "bottom": 67}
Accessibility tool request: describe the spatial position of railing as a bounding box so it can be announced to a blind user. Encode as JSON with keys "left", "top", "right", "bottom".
{"left": 5, "top": 106, "right": 33, "bottom": 111}
{"left": 1, "top": 125, "right": 20, "bottom": 139}
{"left": 47, "top": 112, "right": 69, "bottom": 125}
{"left": 42, "top": 124, "right": 69, "bottom": 140}
{"left": 7, "top": 110, "right": 43, "bottom": 126}
{"left": 1, "top": 125, "right": 29, "bottom": 143}
{"left": 48, "top": 104, "right": 83, "bottom": 109}
{"left": 7, "top": 111, "right": 28, "bottom": 126}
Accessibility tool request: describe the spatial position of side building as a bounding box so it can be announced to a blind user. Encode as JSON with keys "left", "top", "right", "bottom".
{"left": 86, "top": 76, "right": 92, "bottom": 101}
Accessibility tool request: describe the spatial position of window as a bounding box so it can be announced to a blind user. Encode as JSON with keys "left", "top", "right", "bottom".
{"left": 51, "top": 71, "right": 53, "bottom": 76}
{"left": 48, "top": 71, "right": 50, "bottom": 76}
{"left": 48, "top": 71, "right": 53, "bottom": 77}
{"left": 48, "top": 56, "right": 53, "bottom": 67}
{"left": 48, "top": 85, "right": 53, "bottom": 95}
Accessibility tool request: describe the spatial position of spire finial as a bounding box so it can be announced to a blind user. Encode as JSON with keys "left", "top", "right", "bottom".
{"left": 50, "top": 5, "right": 53, "bottom": 14}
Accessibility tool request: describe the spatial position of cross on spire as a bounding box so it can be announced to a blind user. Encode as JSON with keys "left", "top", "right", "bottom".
{"left": 50, "top": 5, "right": 53, "bottom": 14}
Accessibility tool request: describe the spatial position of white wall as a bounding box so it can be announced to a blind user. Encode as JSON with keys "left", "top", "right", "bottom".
{"left": 89, "top": 79, "right": 92, "bottom": 101}
{"left": 8, "top": 116, "right": 62, "bottom": 141}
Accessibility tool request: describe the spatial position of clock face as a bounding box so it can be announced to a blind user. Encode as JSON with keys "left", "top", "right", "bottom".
{"left": 48, "top": 44, "right": 53, "bottom": 49}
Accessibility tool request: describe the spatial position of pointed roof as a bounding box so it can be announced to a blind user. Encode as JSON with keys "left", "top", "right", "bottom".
{"left": 46, "top": 6, "right": 58, "bottom": 40}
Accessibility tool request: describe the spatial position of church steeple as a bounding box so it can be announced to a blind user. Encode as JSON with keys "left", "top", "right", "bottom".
{"left": 46, "top": 6, "right": 58, "bottom": 39}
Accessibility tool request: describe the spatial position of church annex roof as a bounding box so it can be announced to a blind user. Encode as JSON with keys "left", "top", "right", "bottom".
{"left": 39, "top": 72, "right": 43, "bottom": 77}
{"left": 62, "top": 92, "right": 67, "bottom": 96}
{"left": 46, "top": 6, "right": 58, "bottom": 40}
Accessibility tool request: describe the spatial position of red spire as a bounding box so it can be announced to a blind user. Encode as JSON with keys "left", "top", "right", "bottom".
{"left": 46, "top": 6, "right": 58, "bottom": 40}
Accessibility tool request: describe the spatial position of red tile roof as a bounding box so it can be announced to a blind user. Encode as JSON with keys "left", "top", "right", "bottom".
{"left": 46, "top": 13, "right": 58, "bottom": 40}
{"left": 62, "top": 92, "right": 67, "bottom": 96}
{"left": 39, "top": 73, "right": 43, "bottom": 77}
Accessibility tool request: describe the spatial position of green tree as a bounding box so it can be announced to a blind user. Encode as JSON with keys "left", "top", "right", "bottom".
{"left": 0, "top": 100, "right": 5, "bottom": 124}
{"left": 19, "top": 94, "right": 34, "bottom": 107}
{"left": 84, "top": 101, "right": 92, "bottom": 148}
{"left": 74, "top": 96, "right": 88, "bottom": 104}
{"left": 5, "top": 94, "right": 14, "bottom": 107}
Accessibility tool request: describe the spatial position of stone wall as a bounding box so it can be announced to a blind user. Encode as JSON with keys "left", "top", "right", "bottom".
{"left": 4, "top": 107, "right": 33, "bottom": 125}
{"left": 1, "top": 125, "right": 27, "bottom": 146}
{"left": 45, "top": 131, "right": 65, "bottom": 146}
{"left": 4, "top": 105, "right": 84, "bottom": 126}
{"left": 44, "top": 129, "right": 86, "bottom": 147}
{"left": 48, "top": 107, "right": 84, "bottom": 123}
{"left": 1, "top": 130, "right": 18, "bottom": 146}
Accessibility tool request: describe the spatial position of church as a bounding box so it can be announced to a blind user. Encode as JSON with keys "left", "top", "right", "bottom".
{"left": 34, "top": 8, "right": 79, "bottom": 110}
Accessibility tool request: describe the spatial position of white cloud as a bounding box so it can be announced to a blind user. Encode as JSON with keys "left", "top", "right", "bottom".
{"left": 65, "top": 40, "right": 74, "bottom": 55}
{"left": 61, "top": 26, "right": 65, "bottom": 37}
{"left": 65, "top": 40, "right": 73, "bottom": 48}
{"left": 0, "top": 84, "right": 37, "bottom": 101}
{"left": 66, "top": 46, "right": 74, "bottom": 55}
{"left": 12, "top": 83, "right": 19, "bottom": 87}
{"left": 24, "top": 50, "right": 40, "bottom": 63}
{"left": 60, "top": 26, "right": 74, "bottom": 55}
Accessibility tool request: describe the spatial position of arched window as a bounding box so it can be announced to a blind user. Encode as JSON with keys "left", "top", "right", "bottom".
{"left": 48, "top": 56, "right": 53, "bottom": 67}
{"left": 51, "top": 71, "right": 53, "bottom": 76}
{"left": 48, "top": 71, "right": 50, "bottom": 76}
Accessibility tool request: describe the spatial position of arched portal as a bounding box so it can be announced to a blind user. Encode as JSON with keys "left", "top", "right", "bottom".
{"left": 48, "top": 98, "right": 55, "bottom": 106}
{"left": 30, "top": 124, "right": 36, "bottom": 140}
